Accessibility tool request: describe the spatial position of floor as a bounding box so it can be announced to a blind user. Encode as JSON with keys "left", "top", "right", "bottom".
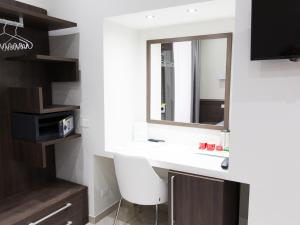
{"left": 90, "top": 203, "right": 168, "bottom": 225}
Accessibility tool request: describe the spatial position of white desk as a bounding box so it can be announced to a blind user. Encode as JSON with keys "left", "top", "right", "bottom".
{"left": 104, "top": 141, "right": 231, "bottom": 181}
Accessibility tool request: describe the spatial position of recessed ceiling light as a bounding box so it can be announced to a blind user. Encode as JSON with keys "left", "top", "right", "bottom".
{"left": 145, "top": 15, "right": 156, "bottom": 19}
{"left": 187, "top": 8, "right": 199, "bottom": 13}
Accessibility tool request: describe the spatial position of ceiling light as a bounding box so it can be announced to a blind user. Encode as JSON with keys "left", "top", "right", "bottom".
{"left": 187, "top": 8, "right": 199, "bottom": 13}
{"left": 145, "top": 15, "right": 156, "bottom": 19}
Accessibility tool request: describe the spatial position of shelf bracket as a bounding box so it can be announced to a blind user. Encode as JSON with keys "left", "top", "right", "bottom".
{"left": 0, "top": 16, "right": 24, "bottom": 28}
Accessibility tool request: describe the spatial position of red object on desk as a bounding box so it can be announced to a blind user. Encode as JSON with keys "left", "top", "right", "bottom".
{"left": 207, "top": 144, "right": 215, "bottom": 151}
{"left": 199, "top": 143, "right": 207, "bottom": 150}
{"left": 216, "top": 145, "right": 224, "bottom": 151}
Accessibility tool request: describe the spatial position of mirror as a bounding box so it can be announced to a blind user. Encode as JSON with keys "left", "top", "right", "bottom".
{"left": 147, "top": 33, "right": 232, "bottom": 130}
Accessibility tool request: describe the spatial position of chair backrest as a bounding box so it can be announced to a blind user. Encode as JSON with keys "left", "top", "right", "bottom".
{"left": 113, "top": 153, "right": 166, "bottom": 205}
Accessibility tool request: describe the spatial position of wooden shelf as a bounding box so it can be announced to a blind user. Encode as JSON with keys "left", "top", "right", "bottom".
{"left": 0, "top": 179, "right": 87, "bottom": 225}
{"left": 7, "top": 54, "right": 78, "bottom": 63}
{"left": 38, "top": 133, "right": 82, "bottom": 146}
{"left": 14, "top": 133, "right": 82, "bottom": 168}
{"left": 43, "top": 105, "right": 80, "bottom": 113}
{"left": 10, "top": 87, "right": 80, "bottom": 114}
{"left": 7, "top": 55, "right": 80, "bottom": 82}
{"left": 15, "top": 133, "right": 82, "bottom": 149}
{"left": 0, "top": 2, "right": 77, "bottom": 31}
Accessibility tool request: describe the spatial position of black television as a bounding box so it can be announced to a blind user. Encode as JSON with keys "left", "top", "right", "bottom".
{"left": 251, "top": 0, "right": 300, "bottom": 61}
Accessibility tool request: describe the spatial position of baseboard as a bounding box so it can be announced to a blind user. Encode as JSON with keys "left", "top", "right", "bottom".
{"left": 89, "top": 200, "right": 120, "bottom": 224}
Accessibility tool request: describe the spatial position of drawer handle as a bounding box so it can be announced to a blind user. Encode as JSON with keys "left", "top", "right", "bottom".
{"left": 28, "top": 203, "right": 72, "bottom": 225}
{"left": 66, "top": 221, "right": 73, "bottom": 225}
{"left": 171, "top": 176, "right": 175, "bottom": 225}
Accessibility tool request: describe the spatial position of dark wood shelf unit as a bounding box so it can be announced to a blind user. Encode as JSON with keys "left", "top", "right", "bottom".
{"left": 7, "top": 55, "right": 80, "bottom": 82}
{"left": 14, "top": 133, "right": 82, "bottom": 168}
{"left": 0, "top": 1, "right": 88, "bottom": 223}
{"left": 0, "top": 2, "right": 77, "bottom": 31}
{"left": 10, "top": 87, "right": 80, "bottom": 114}
{"left": 0, "top": 179, "right": 88, "bottom": 225}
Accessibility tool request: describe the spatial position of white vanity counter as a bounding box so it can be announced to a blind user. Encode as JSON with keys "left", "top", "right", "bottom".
{"left": 101, "top": 141, "right": 231, "bottom": 180}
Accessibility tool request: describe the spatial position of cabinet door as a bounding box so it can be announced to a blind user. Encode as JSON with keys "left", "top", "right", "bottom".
{"left": 169, "top": 171, "right": 226, "bottom": 225}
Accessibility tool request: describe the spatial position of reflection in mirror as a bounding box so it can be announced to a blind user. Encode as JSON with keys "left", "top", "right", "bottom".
{"left": 148, "top": 33, "right": 232, "bottom": 129}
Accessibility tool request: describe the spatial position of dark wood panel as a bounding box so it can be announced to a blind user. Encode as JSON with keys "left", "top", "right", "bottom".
{"left": 0, "top": 0, "right": 61, "bottom": 200}
{"left": 14, "top": 134, "right": 82, "bottom": 168}
{"left": 7, "top": 55, "right": 80, "bottom": 82}
{"left": 0, "top": 2, "right": 87, "bottom": 225}
{"left": 43, "top": 105, "right": 80, "bottom": 113}
{"left": 0, "top": 180, "right": 88, "bottom": 225}
{"left": 168, "top": 171, "right": 239, "bottom": 225}
{"left": 48, "top": 60, "right": 80, "bottom": 82}
{"left": 10, "top": 87, "right": 80, "bottom": 113}
{"left": 199, "top": 99, "right": 224, "bottom": 125}
{"left": 8, "top": 54, "right": 79, "bottom": 62}
{"left": 10, "top": 87, "right": 43, "bottom": 113}
{"left": 0, "top": 21, "right": 54, "bottom": 199}
{"left": 169, "top": 171, "right": 223, "bottom": 225}
{"left": 0, "top": 1, "right": 77, "bottom": 31}
{"left": 223, "top": 181, "right": 240, "bottom": 225}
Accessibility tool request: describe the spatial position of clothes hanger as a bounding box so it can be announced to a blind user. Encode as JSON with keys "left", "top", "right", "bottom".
{"left": 3, "top": 25, "right": 31, "bottom": 51}
{"left": 0, "top": 23, "right": 23, "bottom": 51}
{"left": 0, "top": 23, "right": 12, "bottom": 40}
{"left": 0, "top": 23, "right": 32, "bottom": 51}
{"left": 11, "top": 25, "right": 34, "bottom": 49}
{"left": 0, "top": 23, "right": 18, "bottom": 51}
{"left": 0, "top": 17, "right": 34, "bottom": 52}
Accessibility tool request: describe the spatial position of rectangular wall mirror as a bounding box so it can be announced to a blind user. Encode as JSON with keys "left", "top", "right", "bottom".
{"left": 147, "top": 33, "right": 232, "bottom": 130}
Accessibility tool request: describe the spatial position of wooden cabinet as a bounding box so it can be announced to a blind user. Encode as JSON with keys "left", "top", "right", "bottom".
{"left": 0, "top": 180, "right": 88, "bottom": 225}
{"left": 0, "top": 2, "right": 88, "bottom": 225}
{"left": 168, "top": 171, "right": 239, "bottom": 225}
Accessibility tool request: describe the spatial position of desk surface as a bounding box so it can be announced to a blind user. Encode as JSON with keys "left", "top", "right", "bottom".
{"left": 102, "top": 141, "right": 232, "bottom": 181}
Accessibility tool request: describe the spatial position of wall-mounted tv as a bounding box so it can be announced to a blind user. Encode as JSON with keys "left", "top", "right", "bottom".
{"left": 251, "top": 0, "right": 300, "bottom": 61}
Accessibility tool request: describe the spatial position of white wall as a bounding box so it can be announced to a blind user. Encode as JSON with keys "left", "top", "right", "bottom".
{"left": 103, "top": 21, "right": 140, "bottom": 149}
{"left": 230, "top": 0, "right": 300, "bottom": 224}
{"left": 139, "top": 18, "right": 235, "bottom": 40}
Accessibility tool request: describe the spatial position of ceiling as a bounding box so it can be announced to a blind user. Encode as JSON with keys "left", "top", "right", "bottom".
{"left": 106, "top": 0, "right": 235, "bottom": 30}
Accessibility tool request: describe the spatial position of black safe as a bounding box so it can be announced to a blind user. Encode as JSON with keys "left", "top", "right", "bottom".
{"left": 12, "top": 111, "right": 75, "bottom": 141}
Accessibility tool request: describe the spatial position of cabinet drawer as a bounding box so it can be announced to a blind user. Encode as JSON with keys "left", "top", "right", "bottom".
{"left": 22, "top": 190, "right": 87, "bottom": 225}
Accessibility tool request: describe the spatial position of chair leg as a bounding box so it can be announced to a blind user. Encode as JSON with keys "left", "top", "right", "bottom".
{"left": 155, "top": 205, "right": 159, "bottom": 225}
{"left": 113, "top": 197, "right": 122, "bottom": 225}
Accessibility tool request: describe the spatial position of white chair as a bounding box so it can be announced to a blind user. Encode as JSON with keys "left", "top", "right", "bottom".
{"left": 113, "top": 153, "right": 168, "bottom": 225}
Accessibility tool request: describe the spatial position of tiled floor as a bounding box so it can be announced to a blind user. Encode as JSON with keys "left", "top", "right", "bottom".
{"left": 91, "top": 203, "right": 168, "bottom": 225}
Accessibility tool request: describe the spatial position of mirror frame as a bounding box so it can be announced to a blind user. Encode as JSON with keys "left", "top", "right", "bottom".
{"left": 146, "top": 33, "right": 233, "bottom": 130}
